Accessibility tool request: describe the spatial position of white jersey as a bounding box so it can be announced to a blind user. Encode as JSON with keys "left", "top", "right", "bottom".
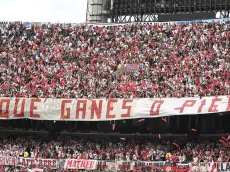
{"left": 30, "top": 152, "right": 34, "bottom": 158}
{"left": 133, "top": 154, "right": 137, "bottom": 161}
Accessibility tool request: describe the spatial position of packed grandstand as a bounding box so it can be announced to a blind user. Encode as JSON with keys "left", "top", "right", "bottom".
{"left": 0, "top": 18, "right": 230, "bottom": 172}
{"left": 0, "top": 20, "right": 229, "bottom": 98}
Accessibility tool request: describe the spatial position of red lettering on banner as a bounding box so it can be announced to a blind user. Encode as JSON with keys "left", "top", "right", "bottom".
{"left": 52, "top": 160, "right": 56, "bottom": 167}
{"left": 60, "top": 100, "right": 72, "bottom": 119}
{"left": 12, "top": 157, "right": 16, "bottom": 165}
{"left": 22, "top": 158, "right": 25, "bottom": 165}
{"left": 0, "top": 99, "right": 10, "bottom": 118}
{"left": 78, "top": 159, "right": 83, "bottom": 168}
{"left": 9, "top": 157, "right": 16, "bottom": 165}
{"left": 80, "top": 160, "right": 85, "bottom": 168}
{"left": 6, "top": 157, "right": 16, "bottom": 165}
{"left": 85, "top": 160, "right": 90, "bottom": 168}
{"left": 14, "top": 99, "right": 25, "bottom": 117}
{"left": 41, "top": 159, "right": 45, "bottom": 167}
{"left": 67, "top": 159, "right": 72, "bottom": 167}
{"left": 21, "top": 158, "right": 25, "bottom": 165}
{"left": 175, "top": 100, "right": 196, "bottom": 113}
{"left": 71, "top": 160, "right": 75, "bottom": 167}
{"left": 106, "top": 99, "right": 118, "bottom": 119}
{"left": 19, "top": 158, "right": 57, "bottom": 168}
{"left": 82, "top": 160, "right": 94, "bottom": 168}
{"left": 0, "top": 157, "right": 16, "bottom": 165}
{"left": 226, "top": 97, "right": 230, "bottom": 111}
{"left": 198, "top": 99, "right": 206, "bottom": 113}
{"left": 68, "top": 159, "right": 77, "bottom": 168}
{"left": 30, "top": 99, "right": 41, "bottom": 118}
{"left": 25, "top": 159, "right": 29, "bottom": 166}
{"left": 66, "top": 159, "right": 95, "bottom": 169}
{"left": 26, "top": 159, "right": 29, "bottom": 166}
{"left": 44, "top": 160, "right": 47, "bottom": 166}
{"left": 208, "top": 96, "right": 222, "bottom": 112}
{"left": 0, "top": 157, "right": 3, "bottom": 164}
{"left": 90, "top": 160, "right": 95, "bottom": 168}
{"left": 28, "top": 159, "right": 32, "bottom": 166}
{"left": 0, "top": 96, "right": 228, "bottom": 121}
{"left": 30, "top": 159, "right": 34, "bottom": 166}
{"left": 38, "top": 159, "right": 42, "bottom": 166}
{"left": 150, "top": 100, "right": 164, "bottom": 115}
{"left": 90, "top": 100, "right": 102, "bottom": 119}
{"left": 73, "top": 160, "right": 79, "bottom": 168}
{"left": 121, "top": 99, "right": 132, "bottom": 118}
{"left": 76, "top": 100, "right": 87, "bottom": 119}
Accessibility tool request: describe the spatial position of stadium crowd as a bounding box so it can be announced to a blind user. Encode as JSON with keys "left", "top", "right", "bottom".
{"left": 0, "top": 21, "right": 229, "bottom": 99}
{"left": 0, "top": 136, "right": 229, "bottom": 163}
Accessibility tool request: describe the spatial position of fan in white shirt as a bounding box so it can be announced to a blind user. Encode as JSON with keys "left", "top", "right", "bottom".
{"left": 30, "top": 151, "right": 34, "bottom": 158}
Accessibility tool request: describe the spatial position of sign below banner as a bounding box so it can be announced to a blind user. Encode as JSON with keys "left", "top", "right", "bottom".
{"left": 17, "top": 158, "right": 58, "bottom": 169}
{"left": 0, "top": 96, "right": 229, "bottom": 121}
{"left": 0, "top": 156, "right": 229, "bottom": 172}
{"left": 64, "top": 159, "right": 97, "bottom": 170}
{"left": 207, "top": 162, "right": 230, "bottom": 172}
{"left": 0, "top": 156, "right": 16, "bottom": 166}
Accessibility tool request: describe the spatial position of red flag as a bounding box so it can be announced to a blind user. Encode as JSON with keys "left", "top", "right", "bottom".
{"left": 35, "top": 151, "right": 39, "bottom": 161}
{"left": 119, "top": 85, "right": 126, "bottom": 94}
{"left": 161, "top": 118, "right": 167, "bottom": 123}
{"left": 222, "top": 136, "right": 228, "bottom": 142}
{"left": 210, "top": 159, "right": 217, "bottom": 172}
{"left": 191, "top": 128, "right": 197, "bottom": 132}
{"left": 130, "top": 82, "right": 137, "bottom": 91}
{"left": 219, "top": 140, "right": 230, "bottom": 147}
{"left": 138, "top": 119, "right": 145, "bottom": 122}
{"left": 173, "top": 142, "right": 179, "bottom": 147}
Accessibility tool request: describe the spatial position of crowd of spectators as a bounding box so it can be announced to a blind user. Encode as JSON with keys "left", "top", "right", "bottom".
{"left": 0, "top": 136, "right": 229, "bottom": 163}
{"left": 0, "top": 21, "right": 229, "bottom": 99}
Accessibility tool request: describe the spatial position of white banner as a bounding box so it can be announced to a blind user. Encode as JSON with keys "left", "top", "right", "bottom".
{"left": 116, "top": 161, "right": 132, "bottom": 171}
{"left": 0, "top": 96, "right": 229, "bottom": 121}
{"left": 4, "top": 156, "right": 230, "bottom": 172}
{"left": 207, "top": 162, "right": 230, "bottom": 172}
{"left": 17, "top": 158, "right": 58, "bottom": 169}
{"left": 133, "top": 161, "right": 166, "bottom": 171}
{"left": 64, "top": 159, "right": 98, "bottom": 170}
{"left": 190, "top": 162, "right": 207, "bottom": 172}
{"left": 97, "top": 160, "right": 116, "bottom": 171}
